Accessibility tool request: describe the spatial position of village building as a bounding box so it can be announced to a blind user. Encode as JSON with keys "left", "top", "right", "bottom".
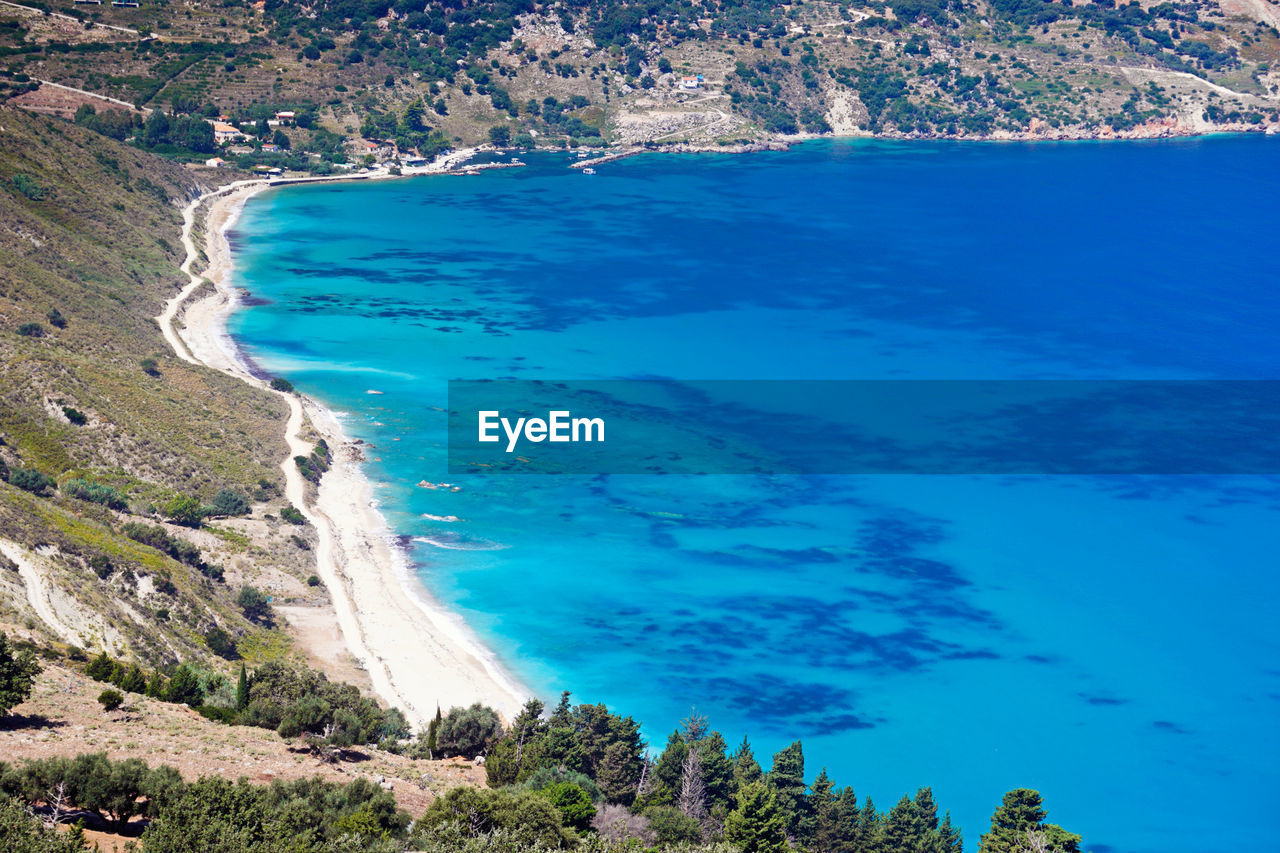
{"left": 213, "top": 121, "right": 246, "bottom": 143}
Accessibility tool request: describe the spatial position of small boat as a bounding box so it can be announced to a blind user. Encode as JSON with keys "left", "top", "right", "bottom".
{"left": 583, "top": 167, "right": 596, "bottom": 175}
{"left": 463, "top": 168, "right": 480, "bottom": 175}
{"left": 576, "top": 151, "right": 588, "bottom": 158}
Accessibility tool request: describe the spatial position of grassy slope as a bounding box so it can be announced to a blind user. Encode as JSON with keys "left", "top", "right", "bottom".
{"left": 0, "top": 106, "right": 315, "bottom": 666}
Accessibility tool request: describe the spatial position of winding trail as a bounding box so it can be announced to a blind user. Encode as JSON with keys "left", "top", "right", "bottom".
{"left": 1118, "top": 65, "right": 1278, "bottom": 103}
{"left": 155, "top": 180, "right": 405, "bottom": 720}
{"left": 35, "top": 79, "right": 152, "bottom": 113}
{"left": 0, "top": 0, "right": 139, "bottom": 35}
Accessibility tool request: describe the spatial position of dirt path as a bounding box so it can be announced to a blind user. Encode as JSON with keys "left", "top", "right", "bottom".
{"left": 35, "top": 79, "right": 150, "bottom": 112}
{"left": 1119, "top": 65, "right": 1278, "bottom": 103}
{"left": 0, "top": 0, "right": 138, "bottom": 35}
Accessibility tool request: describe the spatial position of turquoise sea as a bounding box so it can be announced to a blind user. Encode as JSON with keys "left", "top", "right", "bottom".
{"left": 227, "top": 136, "right": 1280, "bottom": 853}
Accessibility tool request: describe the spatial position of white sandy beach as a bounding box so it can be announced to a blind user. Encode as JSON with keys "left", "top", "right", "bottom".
{"left": 157, "top": 158, "right": 528, "bottom": 728}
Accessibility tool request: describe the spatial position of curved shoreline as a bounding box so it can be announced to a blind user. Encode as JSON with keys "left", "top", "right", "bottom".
{"left": 157, "top": 169, "right": 529, "bottom": 728}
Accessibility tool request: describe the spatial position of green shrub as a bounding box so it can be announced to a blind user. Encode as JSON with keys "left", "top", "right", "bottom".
{"left": 269, "top": 377, "right": 294, "bottom": 393}
{"left": 236, "top": 585, "right": 273, "bottom": 623}
{"left": 61, "top": 406, "right": 87, "bottom": 425}
{"left": 11, "top": 174, "right": 44, "bottom": 200}
{"left": 89, "top": 555, "right": 114, "bottom": 578}
{"left": 209, "top": 488, "right": 249, "bottom": 516}
{"left": 15, "top": 323, "right": 44, "bottom": 338}
{"left": 536, "top": 782, "right": 595, "bottom": 833}
{"left": 436, "top": 702, "right": 503, "bottom": 759}
{"left": 62, "top": 479, "right": 128, "bottom": 510}
{"left": 45, "top": 308, "right": 66, "bottom": 328}
{"left": 97, "top": 689, "right": 124, "bottom": 712}
{"left": 140, "top": 357, "right": 160, "bottom": 376}
{"left": 161, "top": 495, "right": 204, "bottom": 526}
{"left": 417, "top": 787, "right": 575, "bottom": 849}
{"left": 644, "top": 805, "right": 704, "bottom": 845}
{"left": 0, "top": 632, "right": 41, "bottom": 716}
{"left": 306, "top": 574, "right": 321, "bottom": 586}
{"left": 280, "top": 505, "right": 305, "bottom": 525}
{"left": 7, "top": 468, "right": 56, "bottom": 496}
{"left": 120, "top": 522, "right": 214, "bottom": 577}
{"left": 204, "top": 627, "right": 238, "bottom": 660}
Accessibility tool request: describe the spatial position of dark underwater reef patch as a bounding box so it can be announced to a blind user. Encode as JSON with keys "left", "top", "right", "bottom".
{"left": 1152, "top": 720, "right": 1192, "bottom": 735}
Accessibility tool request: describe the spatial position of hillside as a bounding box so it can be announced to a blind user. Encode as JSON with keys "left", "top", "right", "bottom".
{"left": 0, "top": 0, "right": 1276, "bottom": 173}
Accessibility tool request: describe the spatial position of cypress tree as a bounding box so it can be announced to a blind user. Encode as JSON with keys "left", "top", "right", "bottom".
{"left": 235, "top": 663, "right": 250, "bottom": 711}
{"left": 426, "top": 705, "right": 442, "bottom": 757}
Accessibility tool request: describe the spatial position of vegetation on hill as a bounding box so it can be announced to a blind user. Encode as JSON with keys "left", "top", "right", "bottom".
{"left": 1, "top": 0, "right": 1276, "bottom": 163}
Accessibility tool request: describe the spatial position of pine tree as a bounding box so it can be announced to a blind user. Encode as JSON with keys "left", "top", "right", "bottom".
{"left": 699, "top": 730, "right": 735, "bottom": 811}
{"left": 725, "top": 781, "right": 788, "bottom": 853}
{"left": 147, "top": 669, "right": 167, "bottom": 699}
{"left": 597, "top": 741, "right": 641, "bottom": 806}
{"left": 120, "top": 665, "right": 147, "bottom": 695}
{"left": 980, "top": 789, "right": 1079, "bottom": 853}
{"left": 915, "top": 786, "right": 941, "bottom": 834}
{"left": 939, "top": 811, "right": 963, "bottom": 853}
{"left": 732, "top": 735, "right": 763, "bottom": 796}
{"left": 235, "top": 663, "right": 250, "bottom": 711}
{"left": 654, "top": 730, "right": 689, "bottom": 802}
{"left": 832, "top": 787, "right": 862, "bottom": 852}
{"left": 860, "top": 796, "right": 884, "bottom": 853}
{"left": 85, "top": 651, "right": 113, "bottom": 682}
{"left": 808, "top": 768, "right": 837, "bottom": 850}
{"left": 164, "top": 663, "right": 203, "bottom": 706}
{"left": 549, "top": 690, "right": 573, "bottom": 727}
{"left": 680, "top": 708, "right": 710, "bottom": 742}
{"left": 884, "top": 794, "right": 918, "bottom": 851}
{"left": 768, "top": 741, "right": 809, "bottom": 839}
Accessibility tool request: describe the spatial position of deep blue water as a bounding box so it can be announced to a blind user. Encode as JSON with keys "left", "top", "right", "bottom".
{"left": 227, "top": 136, "right": 1280, "bottom": 853}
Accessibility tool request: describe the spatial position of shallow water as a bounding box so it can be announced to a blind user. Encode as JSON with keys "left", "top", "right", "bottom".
{"left": 228, "top": 136, "right": 1280, "bottom": 853}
